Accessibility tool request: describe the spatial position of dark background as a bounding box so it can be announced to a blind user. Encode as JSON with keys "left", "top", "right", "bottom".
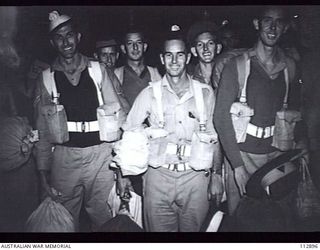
{"left": 11, "top": 5, "right": 309, "bottom": 71}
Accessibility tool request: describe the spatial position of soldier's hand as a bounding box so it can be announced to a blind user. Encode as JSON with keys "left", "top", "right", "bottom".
{"left": 234, "top": 165, "right": 249, "bottom": 196}
{"left": 39, "top": 170, "right": 62, "bottom": 202}
{"left": 209, "top": 173, "right": 224, "bottom": 207}
{"left": 116, "top": 175, "right": 132, "bottom": 200}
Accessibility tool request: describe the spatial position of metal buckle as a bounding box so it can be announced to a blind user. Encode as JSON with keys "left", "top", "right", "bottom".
{"left": 81, "top": 122, "right": 86, "bottom": 132}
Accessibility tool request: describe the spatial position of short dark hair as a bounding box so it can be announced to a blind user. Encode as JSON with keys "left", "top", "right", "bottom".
{"left": 122, "top": 25, "right": 146, "bottom": 44}
{"left": 162, "top": 27, "right": 188, "bottom": 53}
{"left": 256, "top": 6, "right": 290, "bottom": 23}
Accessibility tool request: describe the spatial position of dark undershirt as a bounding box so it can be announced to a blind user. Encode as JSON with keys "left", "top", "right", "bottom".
{"left": 55, "top": 68, "right": 102, "bottom": 148}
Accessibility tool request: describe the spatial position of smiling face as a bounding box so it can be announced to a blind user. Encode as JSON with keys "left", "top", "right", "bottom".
{"left": 121, "top": 32, "right": 147, "bottom": 62}
{"left": 160, "top": 39, "right": 191, "bottom": 78}
{"left": 50, "top": 23, "right": 81, "bottom": 59}
{"left": 191, "top": 32, "right": 221, "bottom": 63}
{"left": 254, "top": 8, "right": 288, "bottom": 48}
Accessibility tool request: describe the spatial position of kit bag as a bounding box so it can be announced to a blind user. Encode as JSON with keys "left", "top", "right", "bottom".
{"left": 295, "top": 156, "right": 320, "bottom": 220}
{"left": 25, "top": 196, "right": 75, "bottom": 232}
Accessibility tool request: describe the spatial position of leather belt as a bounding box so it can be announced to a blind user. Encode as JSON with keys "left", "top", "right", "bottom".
{"left": 246, "top": 123, "right": 274, "bottom": 139}
{"left": 165, "top": 143, "right": 191, "bottom": 158}
{"left": 162, "top": 163, "right": 191, "bottom": 172}
{"left": 67, "top": 121, "right": 99, "bottom": 133}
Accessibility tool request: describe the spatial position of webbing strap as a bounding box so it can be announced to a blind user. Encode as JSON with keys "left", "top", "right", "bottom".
{"left": 42, "top": 68, "right": 58, "bottom": 103}
{"left": 283, "top": 67, "right": 289, "bottom": 109}
{"left": 236, "top": 52, "right": 250, "bottom": 103}
{"left": 192, "top": 80, "right": 207, "bottom": 128}
{"left": 115, "top": 66, "right": 124, "bottom": 85}
{"left": 237, "top": 52, "right": 290, "bottom": 108}
{"left": 151, "top": 81, "right": 165, "bottom": 128}
{"left": 88, "top": 61, "right": 103, "bottom": 106}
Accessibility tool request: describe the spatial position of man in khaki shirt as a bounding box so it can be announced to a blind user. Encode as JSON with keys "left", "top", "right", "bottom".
{"left": 120, "top": 25, "right": 223, "bottom": 232}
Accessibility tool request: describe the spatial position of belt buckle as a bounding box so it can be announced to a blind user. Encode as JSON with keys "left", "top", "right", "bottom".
{"left": 81, "top": 122, "right": 86, "bottom": 132}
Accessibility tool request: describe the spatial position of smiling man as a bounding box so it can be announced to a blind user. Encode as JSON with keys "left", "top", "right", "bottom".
{"left": 114, "top": 27, "right": 161, "bottom": 107}
{"left": 187, "top": 20, "right": 222, "bottom": 90}
{"left": 33, "top": 11, "right": 125, "bottom": 231}
{"left": 118, "top": 25, "right": 223, "bottom": 232}
{"left": 214, "top": 6, "right": 301, "bottom": 229}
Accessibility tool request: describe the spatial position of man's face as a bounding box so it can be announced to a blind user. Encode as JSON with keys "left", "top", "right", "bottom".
{"left": 50, "top": 23, "right": 81, "bottom": 59}
{"left": 97, "top": 46, "right": 118, "bottom": 68}
{"left": 160, "top": 39, "right": 191, "bottom": 78}
{"left": 121, "top": 32, "right": 147, "bottom": 61}
{"left": 191, "top": 32, "right": 221, "bottom": 63}
{"left": 254, "top": 8, "right": 288, "bottom": 47}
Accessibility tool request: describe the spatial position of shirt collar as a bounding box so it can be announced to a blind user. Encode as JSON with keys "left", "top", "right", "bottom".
{"left": 161, "top": 73, "right": 195, "bottom": 101}
{"left": 51, "top": 53, "right": 90, "bottom": 73}
{"left": 249, "top": 45, "right": 287, "bottom": 74}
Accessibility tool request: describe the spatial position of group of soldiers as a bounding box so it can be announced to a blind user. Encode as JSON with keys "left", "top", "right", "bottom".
{"left": 1, "top": 5, "right": 314, "bottom": 232}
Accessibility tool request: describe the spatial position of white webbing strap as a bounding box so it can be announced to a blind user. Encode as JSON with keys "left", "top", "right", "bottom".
{"left": 42, "top": 68, "right": 58, "bottom": 103}
{"left": 88, "top": 61, "right": 104, "bottom": 106}
{"left": 283, "top": 67, "right": 289, "bottom": 109}
{"left": 237, "top": 52, "right": 251, "bottom": 103}
{"left": 151, "top": 81, "right": 165, "bottom": 128}
{"left": 192, "top": 80, "right": 207, "bottom": 128}
{"left": 114, "top": 66, "right": 124, "bottom": 85}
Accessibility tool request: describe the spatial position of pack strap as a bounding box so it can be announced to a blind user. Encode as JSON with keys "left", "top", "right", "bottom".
{"left": 236, "top": 52, "right": 290, "bottom": 109}
{"left": 88, "top": 61, "right": 104, "bottom": 106}
{"left": 42, "top": 68, "right": 58, "bottom": 103}
{"left": 236, "top": 52, "right": 250, "bottom": 103}
{"left": 283, "top": 67, "right": 289, "bottom": 109}
{"left": 192, "top": 80, "right": 207, "bottom": 128}
{"left": 151, "top": 81, "right": 165, "bottom": 128}
{"left": 115, "top": 66, "right": 124, "bottom": 85}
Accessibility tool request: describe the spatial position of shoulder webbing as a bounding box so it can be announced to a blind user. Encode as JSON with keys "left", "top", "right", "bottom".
{"left": 42, "top": 68, "right": 58, "bottom": 102}
{"left": 114, "top": 66, "right": 124, "bottom": 85}
{"left": 88, "top": 61, "right": 103, "bottom": 106}
{"left": 236, "top": 52, "right": 250, "bottom": 103}
{"left": 283, "top": 67, "right": 289, "bottom": 109}
{"left": 192, "top": 80, "right": 207, "bottom": 128}
{"left": 150, "top": 80, "right": 165, "bottom": 128}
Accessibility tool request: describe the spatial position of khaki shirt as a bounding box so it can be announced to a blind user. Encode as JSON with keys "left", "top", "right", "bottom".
{"left": 123, "top": 74, "right": 216, "bottom": 163}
